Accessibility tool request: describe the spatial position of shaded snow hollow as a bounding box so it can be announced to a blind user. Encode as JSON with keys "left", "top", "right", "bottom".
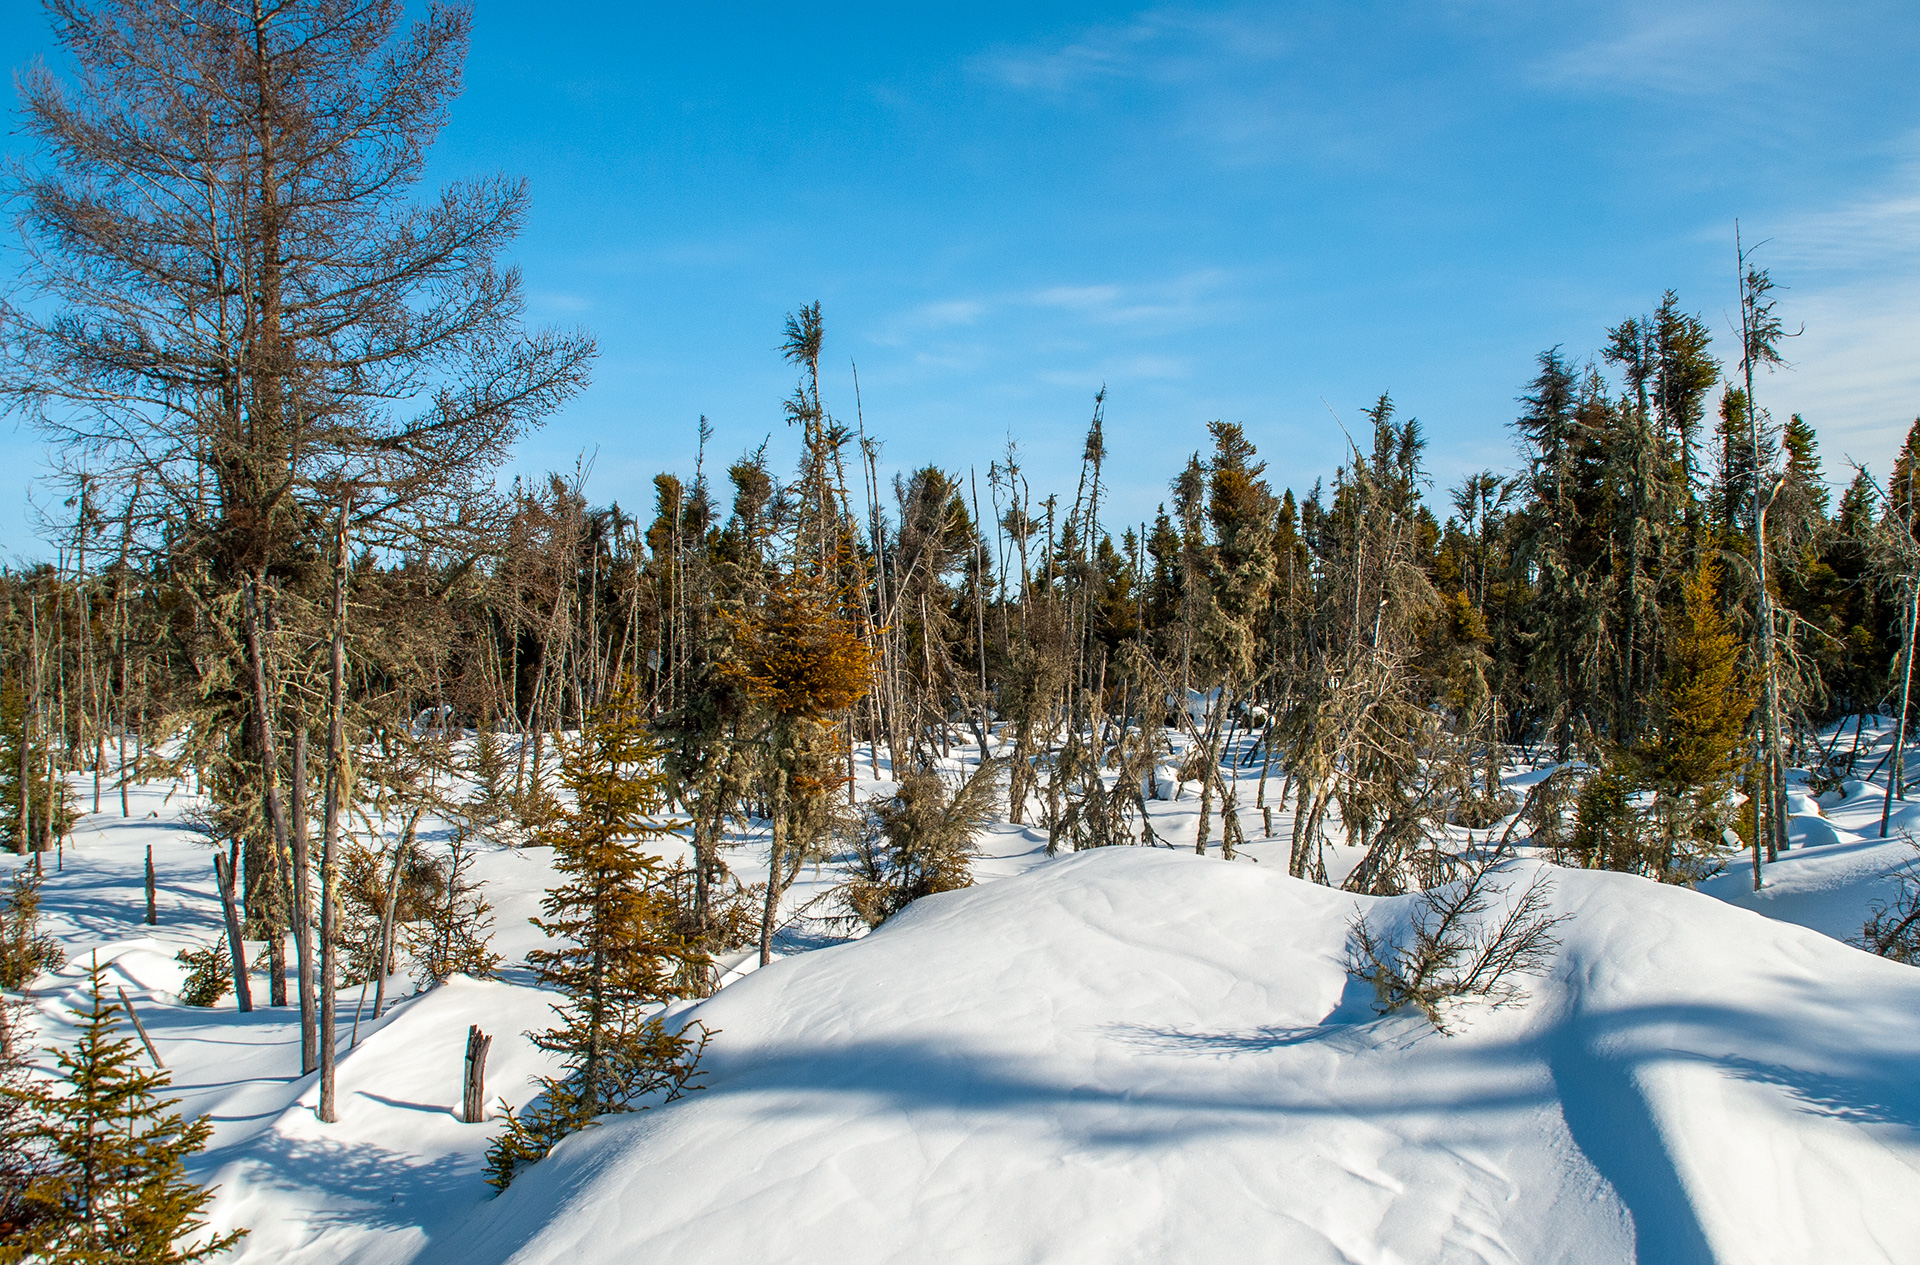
{"left": 433, "top": 850, "right": 1920, "bottom": 1265}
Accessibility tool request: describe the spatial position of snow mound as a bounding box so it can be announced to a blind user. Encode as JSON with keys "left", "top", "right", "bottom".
{"left": 435, "top": 850, "right": 1920, "bottom": 1265}
{"left": 1701, "top": 818, "right": 1918, "bottom": 944}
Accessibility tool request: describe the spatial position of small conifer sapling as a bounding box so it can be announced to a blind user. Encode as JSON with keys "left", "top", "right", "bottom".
{"left": 5, "top": 955, "right": 244, "bottom": 1261}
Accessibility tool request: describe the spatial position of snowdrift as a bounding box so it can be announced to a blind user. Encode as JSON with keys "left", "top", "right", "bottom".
{"left": 435, "top": 850, "right": 1920, "bottom": 1265}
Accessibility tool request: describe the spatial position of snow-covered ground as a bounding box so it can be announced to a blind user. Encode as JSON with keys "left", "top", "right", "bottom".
{"left": 7, "top": 720, "right": 1920, "bottom": 1263}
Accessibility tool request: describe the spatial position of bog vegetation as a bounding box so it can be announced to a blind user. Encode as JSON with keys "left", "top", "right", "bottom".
{"left": 2, "top": 0, "right": 1920, "bottom": 1245}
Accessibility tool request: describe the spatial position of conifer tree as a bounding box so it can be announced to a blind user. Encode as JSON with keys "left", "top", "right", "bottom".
{"left": 0, "top": 680, "right": 71, "bottom": 857}
{"left": 1513, "top": 350, "right": 1585, "bottom": 756}
{"left": 846, "top": 761, "right": 1005, "bottom": 928}
{"left": 0, "top": 989, "right": 54, "bottom": 1243}
{"left": 1636, "top": 561, "right": 1754, "bottom": 881}
{"left": 3, "top": 957, "right": 243, "bottom": 1263}
{"left": 729, "top": 570, "right": 874, "bottom": 964}
{"left": 488, "top": 678, "right": 711, "bottom": 1190}
{"left": 1889, "top": 419, "right": 1920, "bottom": 514}
{"left": 410, "top": 827, "right": 501, "bottom": 990}
{"left": 1822, "top": 470, "right": 1893, "bottom": 719}
{"left": 0, "top": 868, "right": 64, "bottom": 992}
{"left": 1650, "top": 291, "right": 1718, "bottom": 531}
{"left": 1710, "top": 387, "right": 1767, "bottom": 538}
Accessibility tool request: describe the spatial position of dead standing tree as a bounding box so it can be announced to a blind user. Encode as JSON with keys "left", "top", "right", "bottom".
{"left": 1283, "top": 399, "right": 1443, "bottom": 888}
{"left": 2, "top": 0, "right": 591, "bottom": 1101}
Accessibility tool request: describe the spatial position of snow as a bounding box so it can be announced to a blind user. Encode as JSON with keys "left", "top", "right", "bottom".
{"left": 439, "top": 852, "right": 1920, "bottom": 1265}
{"left": 7, "top": 723, "right": 1920, "bottom": 1263}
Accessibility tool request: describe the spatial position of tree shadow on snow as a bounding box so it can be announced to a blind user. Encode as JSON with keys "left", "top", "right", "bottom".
{"left": 692, "top": 987, "right": 1919, "bottom": 1265}
{"left": 201, "top": 1130, "right": 477, "bottom": 1235}
{"left": 1103, "top": 971, "right": 1410, "bottom": 1056}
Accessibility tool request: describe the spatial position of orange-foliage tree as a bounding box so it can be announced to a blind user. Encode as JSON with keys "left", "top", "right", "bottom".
{"left": 730, "top": 571, "right": 874, "bottom": 964}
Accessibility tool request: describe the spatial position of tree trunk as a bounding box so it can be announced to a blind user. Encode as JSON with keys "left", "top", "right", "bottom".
{"left": 242, "top": 576, "right": 293, "bottom": 1006}
{"left": 117, "top": 591, "right": 129, "bottom": 819}
{"left": 212, "top": 848, "right": 252, "bottom": 1013}
{"left": 1882, "top": 580, "right": 1917, "bottom": 838}
{"left": 758, "top": 765, "right": 789, "bottom": 967}
{"left": 319, "top": 494, "right": 351, "bottom": 1123}
{"left": 17, "top": 608, "right": 33, "bottom": 855}
{"left": 1743, "top": 276, "right": 1789, "bottom": 872}
{"left": 1194, "top": 757, "right": 1213, "bottom": 855}
{"left": 144, "top": 845, "right": 156, "bottom": 925}
{"left": 290, "top": 724, "right": 316, "bottom": 1075}
{"left": 117, "top": 986, "right": 164, "bottom": 1070}
{"left": 371, "top": 810, "right": 420, "bottom": 1021}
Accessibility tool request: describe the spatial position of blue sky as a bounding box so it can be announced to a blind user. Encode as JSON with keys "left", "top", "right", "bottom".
{"left": 4, "top": 1, "right": 1919, "bottom": 554}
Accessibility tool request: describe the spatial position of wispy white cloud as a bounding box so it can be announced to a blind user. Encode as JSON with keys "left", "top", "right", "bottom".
{"left": 1527, "top": 0, "right": 1847, "bottom": 98}
{"left": 1032, "top": 283, "right": 1124, "bottom": 310}
{"left": 1029, "top": 270, "right": 1236, "bottom": 328}
{"left": 530, "top": 290, "right": 593, "bottom": 313}
{"left": 920, "top": 299, "right": 987, "bottom": 327}
{"left": 868, "top": 298, "right": 989, "bottom": 348}
{"left": 859, "top": 271, "right": 1240, "bottom": 402}
{"left": 1767, "top": 162, "right": 1920, "bottom": 277}
{"left": 1734, "top": 143, "right": 1920, "bottom": 467}
{"left": 966, "top": 7, "right": 1315, "bottom": 165}
{"left": 1037, "top": 353, "right": 1191, "bottom": 389}
{"left": 872, "top": 270, "right": 1237, "bottom": 354}
{"left": 970, "top": 9, "right": 1286, "bottom": 95}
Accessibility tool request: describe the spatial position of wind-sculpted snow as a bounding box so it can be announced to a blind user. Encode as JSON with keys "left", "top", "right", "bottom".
{"left": 435, "top": 851, "right": 1920, "bottom": 1265}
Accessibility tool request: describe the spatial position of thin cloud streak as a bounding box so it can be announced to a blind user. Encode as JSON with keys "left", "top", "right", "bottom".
{"left": 1530, "top": 5, "right": 1778, "bottom": 96}
{"left": 969, "top": 8, "right": 1287, "bottom": 95}
{"left": 863, "top": 272, "right": 1244, "bottom": 392}
{"left": 1732, "top": 143, "right": 1920, "bottom": 468}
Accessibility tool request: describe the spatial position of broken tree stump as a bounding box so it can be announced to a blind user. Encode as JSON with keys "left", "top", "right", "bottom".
{"left": 462, "top": 1025, "right": 493, "bottom": 1123}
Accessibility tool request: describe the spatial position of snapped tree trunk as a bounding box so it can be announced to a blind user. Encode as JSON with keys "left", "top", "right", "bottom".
{"left": 462, "top": 1025, "right": 492, "bottom": 1123}
{"left": 116, "top": 986, "right": 164, "bottom": 1070}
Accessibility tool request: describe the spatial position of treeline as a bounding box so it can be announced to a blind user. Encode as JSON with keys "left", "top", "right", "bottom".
{"left": 6, "top": 281, "right": 1918, "bottom": 888}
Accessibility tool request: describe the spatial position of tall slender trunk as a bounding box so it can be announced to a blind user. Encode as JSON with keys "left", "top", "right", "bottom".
{"left": 290, "top": 723, "right": 316, "bottom": 1073}
{"left": 971, "top": 470, "right": 992, "bottom": 756}
{"left": 318, "top": 494, "right": 351, "bottom": 1123}
{"left": 758, "top": 763, "right": 789, "bottom": 967}
{"left": 690, "top": 783, "right": 719, "bottom": 996}
{"left": 20, "top": 597, "right": 37, "bottom": 853}
{"left": 1194, "top": 737, "right": 1214, "bottom": 857}
{"left": 371, "top": 809, "right": 419, "bottom": 1021}
{"left": 116, "top": 577, "right": 129, "bottom": 819}
{"left": 1741, "top": 240, "right": 1789, "bottom": 872}
{"left": 243, "top": 576, "right": 292, "bottom": 1005}
{"left": 1882, "top": 580, "right": 1918, "bottom": 837}
{"left": 213, "top": 846, "right": 252, "bottom": 1013}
